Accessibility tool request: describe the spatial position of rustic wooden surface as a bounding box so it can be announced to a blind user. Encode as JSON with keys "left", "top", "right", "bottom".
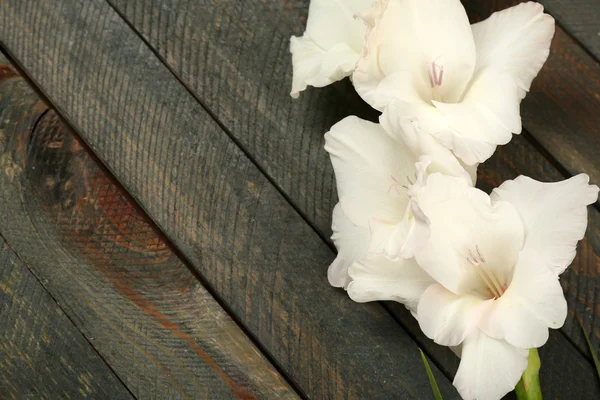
{"left": 0, "top": 0, "right": 458, "bottom": 399}
{"left": 0, "top": 0, "right": 599, "bottom": 398}
{"left": 0, "top": 58, "right": 298, "bottom": 399}
{"left": 538, "top": 0, "right": 600, "bottom": 60}
{"left": 104, "top": 0, "right": 464, "bottom": 378}
{"left": 0, "top": 239, "right": 133, "bottom": 399}
{"left": 105, "top": 0, "right": 600, "bottom": 375}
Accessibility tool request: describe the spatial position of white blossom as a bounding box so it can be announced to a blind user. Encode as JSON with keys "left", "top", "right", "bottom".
{"left": 353, "top": 0, "right": 555, "bottom": 165}
{"left": 290, "top": 0, "right": 374, "bottom": 97}
{"left": 348, "top": 172, "right": 597, "bottom": 399}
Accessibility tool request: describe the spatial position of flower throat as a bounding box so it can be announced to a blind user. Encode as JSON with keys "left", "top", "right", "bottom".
{"left": 467, "top": 246, "right": 506, "bottom": 298}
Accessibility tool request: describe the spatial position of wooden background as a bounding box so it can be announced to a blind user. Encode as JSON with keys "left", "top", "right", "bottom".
{"left": 0, "top": 0, "right": 599, "bottom": 398}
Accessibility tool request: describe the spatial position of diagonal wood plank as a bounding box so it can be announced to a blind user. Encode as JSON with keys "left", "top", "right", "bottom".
{"left": 0, "top": 1, "right": 458, "bottom": 398}
{"left": 463, "top": 0, "right": 600, "bottom": 199}
{"left": 104, "top": 0, "right": 461, "bottom": 376}
{"left": 0, "top": 58, "right": 298, "bottom": 399}
{"left": 0, "top": 239, "right": 133, "bottom": 400}
{"left": 103, "top": 0, "right": 600, "bottom": 376}
{"left": 538, "top": 0, "right": 600, "bottom": 61}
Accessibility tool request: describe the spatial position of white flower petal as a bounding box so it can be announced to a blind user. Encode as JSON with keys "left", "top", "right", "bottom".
{"left": 290, "top": 0, "right": 373, "bottom": 97}
{"left": 463, "top": 161, "right": 478, "bottom": 186}
{"left": 492, "top": 174, "right": 599, "bottom": 275}
{"left": 478, "top": 250, "right": 566, "bottom": 349}
{"left": 432, "top": 68, "right": 522, "bottom": 164}
{"left": 353, "top": 0, "right": 476, "bottom": 109}
{"left": 414, "top": 174, "right": 525, "bottom": 295}
{"left": 381, "top": 100, "right": 475, "bottom": 184}
{"left": 454, "top": 330, "right": 528, "bottom": 400}
{"left": 347, "top": 254, "right": 434, "bottom": 311}
{"left": 418, "top": 284, "right": 493, "bottom": 346}
{"left": 380, "top": 70, "right": 516, "bottom": 166}
{"left": 435, "top": 133, "right": 497, "bottom": 167}
{"left": 401, "top": 198, "right": 431, "bottom": 257}
{"left": 324, "top": 116, "right": 417, "bottom": 227}
{"left": 368, "top": 197, "right": 431, "bottom": 260}
{"left": 368, "top": 218, "right": 405, "bottom": 255}
{"left": 471, "top": 1, "right": 555, "bottom": 93}
{"left": 329, "top": 203, "right": 371, "bottom": 288}
{"left": 290, "top": 38, "right": 359, "bottom": 97}
{"left": 433, "top": 69, "right": 521, "bottom": 140}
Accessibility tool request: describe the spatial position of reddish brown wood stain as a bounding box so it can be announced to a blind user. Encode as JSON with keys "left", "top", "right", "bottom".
{"left": 25, "top": 113, "right": 259, "bottom": 400}
{"left": 74, "top": 231, "right": 257, "bottom": 400}
{"left": 0, "top": 65, "right": 17, "bottom": 80}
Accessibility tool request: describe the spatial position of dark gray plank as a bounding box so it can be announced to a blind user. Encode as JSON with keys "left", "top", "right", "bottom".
{"left": 108, "top": 0, "right": 361, "bottom": 237}
{"left": 0, "top": 56, "right": 298, "bottom": 399}
{"left": 539, "top": 0, "right": 600, "bottom": 60}
{"left": 105, "top": 0, "right": 600, "bottom": 381}
{"left": 0, "top": 239, "right": 133, "bottom": 400}
{"left": 0, "top": 0, "right": 458, "bottom": 398}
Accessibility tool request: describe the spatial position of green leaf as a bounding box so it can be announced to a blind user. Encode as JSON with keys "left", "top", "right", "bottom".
{"left": 580, "top": 320, "right": 600, "bottom": 381}
{"left": 515, "top": 348, "right": 543, "bottom": 400}
{"left": 419, "top": 348, "right": 443, "bottom": 400}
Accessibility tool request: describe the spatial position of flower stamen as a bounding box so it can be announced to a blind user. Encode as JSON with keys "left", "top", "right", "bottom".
{"left": 428, "top": 57, "right": 444, "bottom": 102}
{"left": 388, "top": 175, "right": 404, "bottom": 195}
{"left": 467, "top": 246, "right": 505, "bottom": 298}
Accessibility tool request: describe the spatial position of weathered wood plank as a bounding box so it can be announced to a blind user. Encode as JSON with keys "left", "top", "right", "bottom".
{"left": 105, "top": 0, "right": 600, "bottom": 378}
{"left": 105, "top": 0, "right": 458, "bottom": 377}
{"left": 462, "top": 0, "right": 600, "bottom": 199}
{"left": 0, "top": 239, "right": 133, "bottom": 400}
{"left": 0, "top": 1, "right": 458, "bottom": 398}
{"left": 0, "top": 59, "right": 298, "bottom": 399}
{"left": 538, "top": 0, "right": 600, "bottom": 61}
{"left": 107, "top": 0, "right": 361, "bottom": 237}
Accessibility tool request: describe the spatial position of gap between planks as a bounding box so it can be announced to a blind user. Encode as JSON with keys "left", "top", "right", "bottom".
{"left": 0, "top": 230, "right": 138, "bottom": 399}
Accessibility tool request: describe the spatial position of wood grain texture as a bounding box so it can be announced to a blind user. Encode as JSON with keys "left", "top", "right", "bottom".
{"left": 105, "top": 0, "right": 459, "bottom": 378}
{"left": 0, "top": 239, "right": 133, "bottom": 400}
{"left": 539, "top": 0, "right": 600, "bottom": 60}
{"left": 462, "top": 0, "right": 600, "bottom": 198}
{"left": 0, "top": 59, "right": 297, "bottom": 399}
{"left": 0, "top": 1, "right": 459, "bottom": 398}
{"left": 104, "top": 0, "right": 600, "bottom": 381}
{"left": 107, "top": 0, "right": 363, "bottom": 238}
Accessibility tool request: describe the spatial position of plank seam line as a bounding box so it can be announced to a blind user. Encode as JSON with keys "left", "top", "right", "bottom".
{"left": 549, "top": 13, "right": 600, "bottom": 64}
{"left": 0, "top": 229, "right": 139, "bottom": 400}
{"left": 103, "top": 0, "right": 600, "bottom": 379}
{"left": 102, "top": 0, "right": 334, "bottom": 250}
{"left": 102, "top": 0, "right": 462, "bottom": 382}
{"left": 0, "top": 43, "right": 310, "bottom": 400}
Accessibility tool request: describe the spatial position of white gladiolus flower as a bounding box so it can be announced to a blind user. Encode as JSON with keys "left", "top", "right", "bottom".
{"left": 289, "top": 0, "right": 375, "bottom": 98}
{"left": 324, "top": 116, "right": 472, "bottom": 288}
{"left": 348, "top": 172, "right": 597, "bottom": 399}
{"left": 353, "top": 0, "right": 555, "bottom": 165}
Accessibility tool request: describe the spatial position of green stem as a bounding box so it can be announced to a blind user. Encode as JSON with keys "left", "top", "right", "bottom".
{"left": 515, "top": 349, "right": 543, "bottom": 400}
